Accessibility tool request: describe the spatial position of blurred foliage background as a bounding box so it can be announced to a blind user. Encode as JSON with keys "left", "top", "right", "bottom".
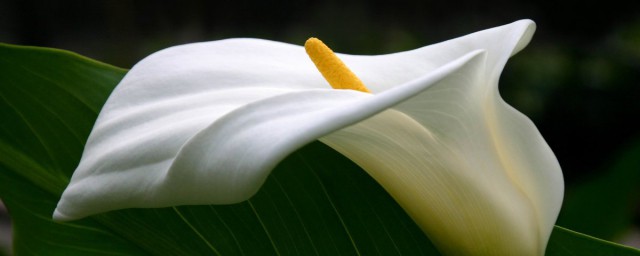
{"left": 1, "top": 0, "right": 639, "bottom": 252}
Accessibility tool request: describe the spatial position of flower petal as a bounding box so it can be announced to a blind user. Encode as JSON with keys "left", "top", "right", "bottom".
{"left": 339, "top": 19, "right": 536, "bottom": 93}
{"left": 54, "top": 22, "right": 562, "bottom": 256}
{"left": 53, "top": 44, "right": 479, "bottom": 220}
{"left": 53, "top": 38, "right": 323, "bottom": 220}
{"left": 321, "top": 20, "right": 562, "bottom": 255}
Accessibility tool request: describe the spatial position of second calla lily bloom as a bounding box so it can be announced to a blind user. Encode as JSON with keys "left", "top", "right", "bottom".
{"left": 54, "top": 20, "right": 563, "bottom": 255}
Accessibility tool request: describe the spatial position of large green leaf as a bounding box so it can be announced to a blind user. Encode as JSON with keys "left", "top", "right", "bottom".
{"left": 547, "top": 226, "right": 640, "bottom": 256}
{"left": 1, "top": 43, "right": 638, "bottom": 255}
{"left": 0, "top": 43, "right": 146, "bottom": 255}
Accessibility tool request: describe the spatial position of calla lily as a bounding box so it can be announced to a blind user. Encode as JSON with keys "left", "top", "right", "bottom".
{"left": 54, "top": 20, "right": 563, "bottom": 255}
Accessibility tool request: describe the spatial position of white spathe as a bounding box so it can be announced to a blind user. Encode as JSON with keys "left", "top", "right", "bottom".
{"left": 54, "top": 20, "right": 563, "bottom": 255}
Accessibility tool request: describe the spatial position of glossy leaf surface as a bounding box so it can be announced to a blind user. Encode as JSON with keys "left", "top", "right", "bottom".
{"left": 0, "top": 43, "right": 637, "bottom": 255}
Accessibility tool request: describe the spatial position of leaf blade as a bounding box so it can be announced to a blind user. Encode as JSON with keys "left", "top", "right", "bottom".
{"left": 547, "top": 226, "right": 640, "bottom": 255}
{"left": 1, "top": 42, "right": 637, "bottom": 256}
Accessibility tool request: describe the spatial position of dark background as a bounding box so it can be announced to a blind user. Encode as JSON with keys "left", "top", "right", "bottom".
{"left": 1, "top": 0, "right": 639, "bottom": 248}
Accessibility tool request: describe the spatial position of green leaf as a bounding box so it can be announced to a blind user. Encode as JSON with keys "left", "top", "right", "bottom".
{"left": 546, "top": 226, "right": 640, "bottom": 255}
{"left": 1, "top": 42, "right": 638, "bottom": 255}
{"left": 0, "top": 43, "right": 146, "bottom": 255}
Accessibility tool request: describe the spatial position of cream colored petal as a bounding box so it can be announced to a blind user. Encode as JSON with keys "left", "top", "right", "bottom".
{"left": 321, "top": 109, "right": 541, "bottom": 255}
{"left": 321, "top": 20, "right": 562, "bottom": 255}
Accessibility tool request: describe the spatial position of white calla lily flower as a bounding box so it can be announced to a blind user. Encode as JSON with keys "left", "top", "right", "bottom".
{"left": 54, "top": 19, "right": 563, "bottom": 255}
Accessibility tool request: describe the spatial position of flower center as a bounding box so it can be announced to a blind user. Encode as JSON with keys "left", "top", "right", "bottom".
{"left": 304, "top": 38, "right": 370, "bottom": 93}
